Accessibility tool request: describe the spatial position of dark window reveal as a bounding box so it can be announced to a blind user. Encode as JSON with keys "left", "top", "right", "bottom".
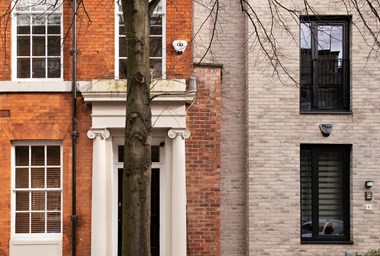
{"left": 300, "top": 16, "right": 350, "bottom": 112}
{"left": 301, "top": 144, "right": 351, "bottom": 243}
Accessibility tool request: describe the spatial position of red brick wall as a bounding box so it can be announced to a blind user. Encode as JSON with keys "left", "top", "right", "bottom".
{"left": 68, "top": 0, "right": 194, "bottom": 81}
{"left": 64, "top": 1, "right": 115, "bottom": 80}
{"left": 0, "top": 0, "right": 193, "bottom": 81}
{"left": 0, "top": 1, "right": 12, "bottom": 80}
{"left": 186, "top": 65, "right": 222, "bottom": 255}
{"left": 0, "top": 94, "right": 92, "bottom": 256}
{"left": 166, "top": 0, "right": 193, "bottom": 79}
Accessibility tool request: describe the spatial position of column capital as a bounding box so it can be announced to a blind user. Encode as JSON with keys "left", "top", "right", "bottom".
{"left": 168, "top": 128, "right": 191, "bottom": 139}
{"left": 87, "top": 128, "right": 111, "bottom": 140}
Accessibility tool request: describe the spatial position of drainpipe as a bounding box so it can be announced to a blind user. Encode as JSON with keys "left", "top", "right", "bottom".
{"left": 71, "top": 0, "right": 78, "bottom": 255}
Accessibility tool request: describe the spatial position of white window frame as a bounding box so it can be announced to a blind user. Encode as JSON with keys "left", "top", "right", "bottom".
{"left": 11, "top": 0, "right": 64, "bottom": 81}
{"left": 11, "top": 141, "right": 63, "bottom": 240}
{"left": 114, "top": 0, "right": 166, "bottom": 80}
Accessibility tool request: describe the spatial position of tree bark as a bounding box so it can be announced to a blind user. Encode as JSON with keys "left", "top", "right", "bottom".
{"left": 121, "top": 0, "right": 152, "bottom": 255}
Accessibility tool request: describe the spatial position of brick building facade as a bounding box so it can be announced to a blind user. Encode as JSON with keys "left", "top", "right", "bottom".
{"left": 194, "top": 0, "right": 380, "bottom": 256}
{"left": 0, "top": 1, "right": 221, "bottom": 256}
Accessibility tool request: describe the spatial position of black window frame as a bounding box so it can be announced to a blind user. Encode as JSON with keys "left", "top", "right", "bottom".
{"left": 300, "top": 144, "right": 351, "bottom": 243}
{"left": 300, "top": 16, "right": 351, "bottom": 113}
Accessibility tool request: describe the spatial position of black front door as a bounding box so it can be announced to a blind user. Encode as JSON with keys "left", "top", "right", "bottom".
{"left": 118, "top": 168, "right": 160, "bottom": 256}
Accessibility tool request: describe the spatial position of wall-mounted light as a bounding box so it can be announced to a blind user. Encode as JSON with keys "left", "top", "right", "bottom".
{"left": 365, "top": 181, "right": 374, "bottom": 189}
{"left": 319, "top": 124, "right": 333, "bottom": 137}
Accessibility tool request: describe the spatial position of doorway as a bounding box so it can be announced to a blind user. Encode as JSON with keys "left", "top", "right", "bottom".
{"left": 117, "top": 145, "right": 161, "bottom": 256}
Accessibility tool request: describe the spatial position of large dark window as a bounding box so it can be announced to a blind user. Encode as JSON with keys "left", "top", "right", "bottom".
{"left": 301, "top": 144, "right": 351, "bottom": 243}
{"left": 300, "top": 16, "right": 350, "bottom": 112}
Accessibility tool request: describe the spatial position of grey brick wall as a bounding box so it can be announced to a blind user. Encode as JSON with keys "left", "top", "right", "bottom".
{"left": 194, "top": 0, "right": 380, "bottom": 255}
{"left": 194, "top": 1, "right": 248, "bottom": 255}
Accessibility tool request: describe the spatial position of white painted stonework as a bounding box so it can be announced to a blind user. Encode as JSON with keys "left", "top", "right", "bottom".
{"left": 10, "top": 240, "right": 62, "bottom": 256}
{"left": 82, "top": 79, "right": 193, "bottom": 256}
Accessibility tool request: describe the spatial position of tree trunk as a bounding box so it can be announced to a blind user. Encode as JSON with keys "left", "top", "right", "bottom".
{"left": 121, "top": 0, "right": 152, "bottom": 255}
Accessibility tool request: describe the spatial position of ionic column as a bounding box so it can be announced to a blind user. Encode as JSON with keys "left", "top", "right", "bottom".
{"left": 87, "top": 128, "right": 110, "bottom": 256}
{"left": 168, "top": 128, "right": 191, "bottom": 256}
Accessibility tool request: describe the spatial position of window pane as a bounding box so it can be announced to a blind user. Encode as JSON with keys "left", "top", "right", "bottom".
{"left": 47, "top": 146, "right": 60, "bottom": 165}
{"left": 31, "top": 212, "right": 45, "bottom": 233}
{"left": 31, "top": 146, "right": 44, "bottom": 166}
{"left": 32, "top": 16, "right": 46, "bottom": 34}
{"left": 16, "top": 213, "right": 30, "bottom": 233}
{"left": 150, "top": 25, "right": 162, "bottom": 36}
{"left": 150, "top": 15, "right": 162, "bottom": 26}
{"left": 18, "top": 36, "right": 30, "bottom": 56}
{"left": 31, "top": 191, "right": 45, "bottom": 211}
{"left": 17, "top": 15, "right": 30, "bottom": 34}
{"left": 16, "top": 191, "right": 29, "bottom": 211}
{"left": 316, "top": 26, "right": 344, "bottom": 109}
{"left": 47, "top": 191, "right": 61, "bottom": 211}
{"left": 16, "top": 146, "right": 29, "bottom": 166}
{"left": 47, "top": 212, "right": 61, "bottom": 233}
{"left": 119, "top": 37, "right": 127, "bottom": 57}
{"left": 47, "top": 15, "right": 61, "bottom": 34}
{"left": 32, "top": 58, "right": 46, "bottom": 78}
{"left": 150, "top": 59, "right": 162, "bottom": 79}
{"left": 47, "top": 58, "right": 61, "bottom": 78}
{"left": 300, "top": 23, "right": 311, "bottom": 49}
{"left": 150, "top": 37, "right": 162, "bottom": 57}
{"left": 16, "top": 168, "right": 29, "bottom": 188}
{"left": 151, "top": 145, "right": 160, "bottom": 162}
{"left": 317, "top": 25, "right": 343, "bottom": 58}
{"left": 48, "top": 36, "right": 60, "bottom": 56}
{"left": 17, "top": 58, "right": 31, "bottom": 78}
{"left": 119, "top": 59, "right": 127, "bottom": 79}
{"left": 318, "top": 150, "right": 344, "bottom": 236}
{"left": 32, "top": 36, "right": 45, "bottom": 56}
{"left": 118, "top": 145, "right": 124, "bottom": 163}
{"left": 47, "top": 168, "right": 60, "bottom": 188}
{"left": 31, "top": 168, "right": 45, "bottom": 188}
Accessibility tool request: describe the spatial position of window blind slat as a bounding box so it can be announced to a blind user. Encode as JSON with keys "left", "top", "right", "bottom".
{"left": 16, "top": 168, "right": 29, "bottom": 188}
{"left": 31, "top": 146, "right": 44, "bottom": 166}
{"left": 31, "top": 168, "right": 45, "bottom": 188}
